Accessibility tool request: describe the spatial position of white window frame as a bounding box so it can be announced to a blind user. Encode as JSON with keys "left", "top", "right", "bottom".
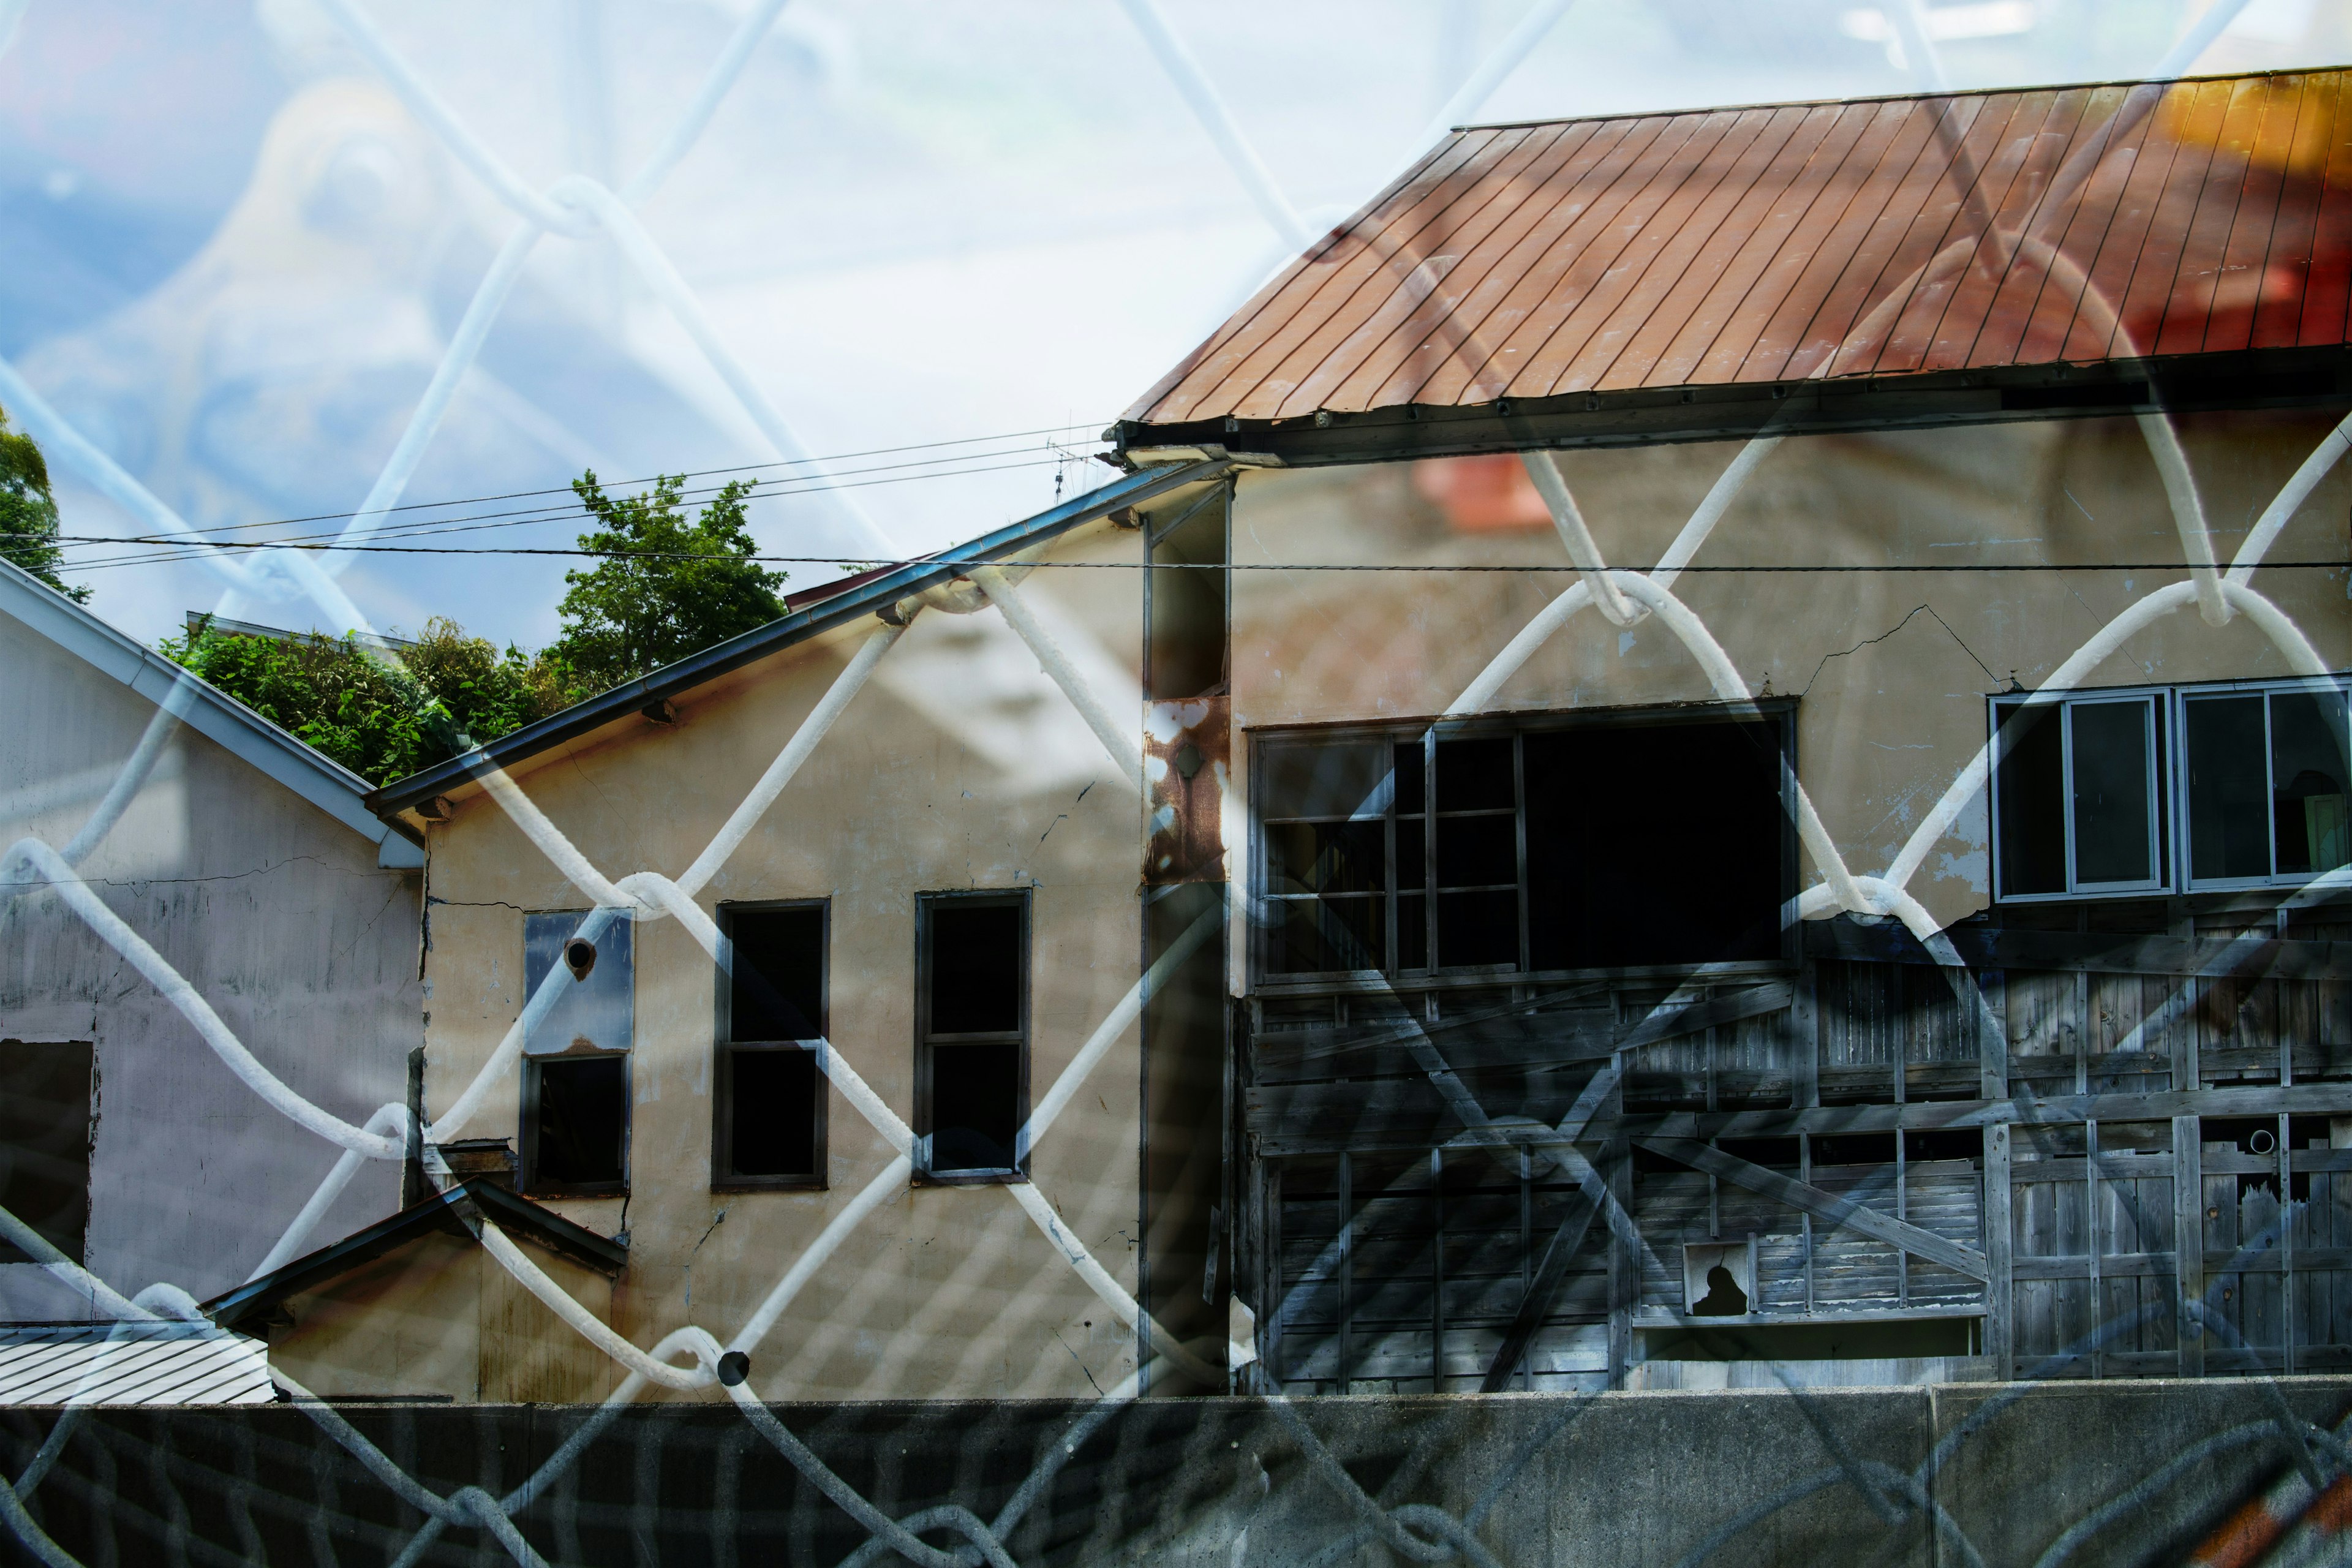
{"left": 2174, "top": 676, "right": 2352, "bottom": 892}
{"left": 1989, "top": 686, "right": 2169, "bottom": 903}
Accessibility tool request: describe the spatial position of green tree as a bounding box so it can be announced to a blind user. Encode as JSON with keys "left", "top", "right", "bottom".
{"left": 162, "top": 617, "right": 578, "bottom": 788}
{"left": 0, "top": 403, "right": 86, "bottom": 603}
{"left": 545, "top": 472, "right": 786, "bottom": 693}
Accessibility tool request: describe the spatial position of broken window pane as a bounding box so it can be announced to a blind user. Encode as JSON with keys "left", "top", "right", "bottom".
{"left": 530, "top": 1057, "right": 627, "bottom": 1189}
{"left": 929, "top": 1043, "right": 1023, "bottom": 1173}
{"left": 1436, "top": 889, "right": 1518, "bottom": 967}
{"left": 2271, "top": 688, "right": 2351, "bottom": 876}
{"left": 1258, "top": 739, "right": 1390, "bottom": 820}
{"left": 1267, "top": 895, "right": 1386, "bottom": 974}
{"left": 1436, "top": 737, "right": 1515, "bottom": 812}
{"left": 2186, "top": 696, "right": 2270, "bottom": 881}
{"left": 728, "top": 905, "right": 824, "bottom": 1042}
{"left": 927, "top": 902, "right": 1023, "bottom": 1035}
{"left": 1522, "top": 718, "right": 1785, "bottom": 968}
{"left": 1435, "top": 814, "right": 1516, "bottom": 887}
{"left": 1994, "top": 700, "right": 2065, "bottom": 896}
{"left": 1266, "top": 821, "right": 1384, "bottom": 894}
{"left": 2069, "top": 699, "right": 2154, "bottom": 886}
{"left": 728, "top": 1050, "right": 818, "bottom": 1179}
{"left": 0, "top": 1041, "right": 91, "bottom": 1263}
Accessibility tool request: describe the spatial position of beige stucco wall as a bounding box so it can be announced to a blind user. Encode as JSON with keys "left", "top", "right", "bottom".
{"left": 1229, "top": 409, "right": 2352, "bottom": 933}
{"left": 267, "top": 1229, "right": 622, "bottom": 1403}
{"left": 397, "top": 408, "right": 2351, "bottom": 1403}
{"left": 415, "top": 521, "right": 1151, "bottom": 1403}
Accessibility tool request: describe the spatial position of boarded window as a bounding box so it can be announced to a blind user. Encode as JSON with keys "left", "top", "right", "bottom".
{"left": 917, "top": 893, "right": 1029, "bottom": 1181}
{"left": 521, "top": 911, "right": 631, "bottom": 1195}
{"left": 0, "top": 1041, "right": 93, "bottom": 1264}
{"left": 715, "top": 903, "right": 826, "bottom": 1188}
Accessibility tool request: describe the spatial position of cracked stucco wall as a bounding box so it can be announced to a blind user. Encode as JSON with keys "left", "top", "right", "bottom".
{"left": 1231, "top": 408, "right": 2352, "bottom": 932}
{"left": 410, "top": 519, "right": 1150, "bottom": 1404}
{"left": 0, "top": 609, "right": 421, "bottom": 1315}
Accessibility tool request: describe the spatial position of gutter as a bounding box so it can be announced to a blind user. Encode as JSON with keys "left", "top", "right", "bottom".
{"left": 367, "top": 457, "right": 1234, "bottom": 817}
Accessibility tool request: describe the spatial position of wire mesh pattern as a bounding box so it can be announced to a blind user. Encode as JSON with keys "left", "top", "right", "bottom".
{"left": 7, "top": 1, "right": 2352, "bottom": 1565}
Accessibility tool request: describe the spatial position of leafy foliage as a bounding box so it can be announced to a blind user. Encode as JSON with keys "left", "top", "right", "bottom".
{"left": 162, "top": 617, "right": 578, "bottom": 788}
{"left": 0, "top": 403, "right": 86, "bottom": 603}
{"left": 545, "top": 472, "right": 787, "bottom": 692}
{"left": 154, "top": 470, "right": 784, "bottom": 788}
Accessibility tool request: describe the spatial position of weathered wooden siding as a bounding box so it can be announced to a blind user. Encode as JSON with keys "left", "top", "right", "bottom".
{"left": 1243, "top": 897, "right": 2352, "bottom": 1392}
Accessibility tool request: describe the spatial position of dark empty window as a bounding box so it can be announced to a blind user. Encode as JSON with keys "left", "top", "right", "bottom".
{"left": 1992, "top": 693, "right": 2165, "bottom": 899}
{"left": 716, "top": 903, "right": 827, "bottom": 1188}
{"left": 918, "top": 893, "right": 1029, "bottom": 1181}
{"left": 521, "top": 911, "right": 631, "bottom": 1195}
{"left": 0, "top": 1041, "right": 92, "bottom": 1264}
{"left": 529, "top": 1057, "right": 627, "bottom": 1188}
{"left": 2183, "top": 683, "right": 2351, "bottom": 888}
{"left": 1254, "top": 707, "right": 1791, "bottom": 979}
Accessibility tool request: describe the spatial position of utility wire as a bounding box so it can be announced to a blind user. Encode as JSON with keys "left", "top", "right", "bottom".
{"left": 48, "top": 454, "right": 1094, "bottom": 573}
{"left": 39, "top": 421, "right": 1112, "bottom": 546}
{"left": 53, "top": 448, "right": 1091, "bottom": 560}
{"left": 37, "top": 537, "right": 2352, "bottom": 575}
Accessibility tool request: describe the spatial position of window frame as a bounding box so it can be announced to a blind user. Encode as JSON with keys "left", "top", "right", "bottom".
{"left": 1248, "top": 699, "right": 1800, "bottom": 989}
{"left": 913, "top": 888, "right": 1032, "bottom": 1186}
{"left": 2174, "top": 676, "right": 2352, "bottom": 893}
{"left": 712, "top": 898, "right": 831, "bottom": 1193}
{"left": 1988, "top": 685, "right": 2170, "bottom": 904}
{"left": 519, "top": 910, "right": 633, "bottom": 1199}
{"left": 1988, "top": 676, "right": 2352, "bottom": 904}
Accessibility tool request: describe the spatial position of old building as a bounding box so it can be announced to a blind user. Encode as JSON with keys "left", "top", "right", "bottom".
{"left": 285, "top": 65, "right": 2352, "bottom": 1403}
{"left": 0, "top": 559, "right": 424, "bottom": 1327}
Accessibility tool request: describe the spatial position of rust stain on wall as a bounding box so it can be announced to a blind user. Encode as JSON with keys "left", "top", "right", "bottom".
{"left": 1145, "top": 695, "right": 1228, "bottom": 884}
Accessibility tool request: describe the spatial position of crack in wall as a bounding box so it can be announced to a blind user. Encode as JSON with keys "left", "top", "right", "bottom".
{"left": 1796, "top": 603, "right": 2000, "bottom": 696}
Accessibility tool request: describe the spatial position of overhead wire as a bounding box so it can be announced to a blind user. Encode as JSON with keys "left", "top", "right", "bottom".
{"left": 37, "top": 420, "right": 1114, "bottom": 548}
{"left": 45, "top": 450, "right": 1105, "bottom": 574}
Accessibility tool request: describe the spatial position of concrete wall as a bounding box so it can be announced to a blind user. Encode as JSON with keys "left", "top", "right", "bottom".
{"left": 412, "top": 519, "right": 1155, "bottom": 1403}
{"left": 6, "top": 1378, "right": 2346, "bottom": 1566}
{"left": 0, "top": 610, "right": 421, "bottom": 1316}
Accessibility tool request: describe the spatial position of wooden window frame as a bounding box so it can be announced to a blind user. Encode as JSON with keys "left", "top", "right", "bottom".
{"left": 913, "top": 889, "right": 1032, "bottom": 1186}
{"left": 712, "top": 899, "right": 830, "bottom": 1192}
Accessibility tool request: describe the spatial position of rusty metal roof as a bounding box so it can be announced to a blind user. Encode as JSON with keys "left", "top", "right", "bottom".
{"left": 1122, "top": 69, "right": 2352, "bottom": 461}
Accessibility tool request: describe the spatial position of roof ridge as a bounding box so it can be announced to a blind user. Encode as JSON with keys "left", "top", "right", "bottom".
{"left": 1452, "top": 61, "right": 2352, "bottom": 137}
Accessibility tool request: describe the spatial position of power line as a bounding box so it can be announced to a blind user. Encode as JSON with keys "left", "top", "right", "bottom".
{"left": 45, "top": 421, "right": 1113, "bottom": 547}
{"left": 51, "top": 453, "right": 1095, "bottom": 573}
{"left": 56, "top": 447, "right": 1094, "bottom": 562}
{"left": 38, "top": 536, "right": 2352, "bottom": 574}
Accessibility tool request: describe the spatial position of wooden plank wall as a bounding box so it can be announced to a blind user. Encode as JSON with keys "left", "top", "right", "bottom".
{"left": 1242, "top": 907, "right": 2352, "bottom": 1393}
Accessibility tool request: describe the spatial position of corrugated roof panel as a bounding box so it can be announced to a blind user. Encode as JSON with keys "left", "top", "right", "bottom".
{"left": 2303, "top": 74, "right": 2352, "bottom": 347}
{"left": 1127, "top": 67, "right": 2352, "bottom": 431}
{"left": 0, "top": 1325, "right": 272, "bottom": 1406}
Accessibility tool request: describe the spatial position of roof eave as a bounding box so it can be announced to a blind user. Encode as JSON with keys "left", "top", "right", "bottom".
{"left": 202, "top": 1178, "right": 628, "bottom": 1333}
{"left": 1120, "top": 345, "right": 2352, "bottom": 468}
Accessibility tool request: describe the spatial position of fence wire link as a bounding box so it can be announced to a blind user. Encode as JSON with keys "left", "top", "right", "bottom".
{"left": 2, "top": 2, "right": 2348, "bottom": 1566}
